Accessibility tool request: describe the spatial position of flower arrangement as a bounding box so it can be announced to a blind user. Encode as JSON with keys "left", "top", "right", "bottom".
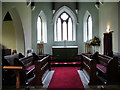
{"left": 12, "top": 50, "right": 17, "bottom": 54}
{"left": 90, "top": 36, "right": 100, "bottom": 46}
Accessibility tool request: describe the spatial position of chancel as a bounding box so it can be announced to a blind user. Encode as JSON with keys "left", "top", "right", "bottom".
{"left": 1, "top": 1, "right": 120, "bottom": 90}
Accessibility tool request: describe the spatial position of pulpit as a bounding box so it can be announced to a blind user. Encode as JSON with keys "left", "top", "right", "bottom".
{"left": 104, "top": 32, "right": 113, "bottom": 56}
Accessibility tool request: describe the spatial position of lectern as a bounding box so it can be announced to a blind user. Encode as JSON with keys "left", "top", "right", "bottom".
{"left": 37, "top": 43, "right": 44, "bottom": 55}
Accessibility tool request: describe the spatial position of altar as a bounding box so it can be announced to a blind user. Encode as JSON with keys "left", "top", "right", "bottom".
{"left": 52, "top": 46, "right": 78, "bottom": 60}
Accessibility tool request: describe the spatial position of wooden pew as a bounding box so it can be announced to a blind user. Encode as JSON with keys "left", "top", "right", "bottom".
{"left": 96, "top": 54, "right": 118, "bottom": 84}
{"left": 3, "top": 53, "right": 36, "bottom": 87}
{"left": 34, "top": 55, "right": 50, "bottom": 86}
{"left": 3, "top": 66, "right": 23, "bottom": 89}
{"left": 81, "top": 54, "right": 97, "bottom": 85}
{"left": 2, "top": 53, "right": 25, "bottom": 87}
{"left": 113, "top": 52, "right": 120, "bottom": 81}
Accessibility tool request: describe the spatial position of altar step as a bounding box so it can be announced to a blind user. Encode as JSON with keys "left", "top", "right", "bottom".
{"left": 50, "top": 61, "right": 81, "bottom": 67}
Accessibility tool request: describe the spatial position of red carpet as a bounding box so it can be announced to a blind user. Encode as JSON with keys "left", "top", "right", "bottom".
{"left": 50, "top": 62, "right": 81, "bottom": 65}
{"left": 48, "top": 67, "right": 84, "bottom": 89}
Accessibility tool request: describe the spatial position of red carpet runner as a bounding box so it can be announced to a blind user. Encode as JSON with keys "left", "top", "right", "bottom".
{"left": 48, "top": 67, "right": 84, "bottom": 89}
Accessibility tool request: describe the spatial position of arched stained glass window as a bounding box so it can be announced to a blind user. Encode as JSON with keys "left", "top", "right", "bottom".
{"left": 53, "top": 6, "right": 77, "bottom": 42}
{"left": 55, "top": 12, "right": 74, "bottom": 41}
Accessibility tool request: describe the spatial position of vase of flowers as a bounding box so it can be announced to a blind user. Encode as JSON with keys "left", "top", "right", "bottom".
{"left": 89, "top": 36, "right": 100, "bottom": 53}
{"left": 90, "top": 36, "right": 100, "bottom": 46}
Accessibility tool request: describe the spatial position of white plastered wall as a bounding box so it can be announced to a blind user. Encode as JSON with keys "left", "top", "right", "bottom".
{"left": 2, "top": 2, "right": 32, "bottom": 55}
{"left": 99, "top": 2, "right": 118, "bottom": 54}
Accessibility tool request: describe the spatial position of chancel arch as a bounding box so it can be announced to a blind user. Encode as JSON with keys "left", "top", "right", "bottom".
{"left": 2, "top": 8, "right": 25, "bottom": 54}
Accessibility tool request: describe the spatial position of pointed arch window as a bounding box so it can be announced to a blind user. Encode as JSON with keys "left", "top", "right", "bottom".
{"left": 55, "top": 12, "right": 74, "bottom": 41}
{"left": 37, "top": 16, "right": 42, "bottom": 43}
{"left": 83, "top": 11, "right": 92, "bottom": 42}
{"left": 37, "top": 11, "right": 47, "bottom": 43}
{"left": 87, "top": 15, "right": 92, "bottom": 41}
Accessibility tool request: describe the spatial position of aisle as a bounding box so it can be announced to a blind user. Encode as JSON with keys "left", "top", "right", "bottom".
{"left": 47, "top": 67, "right": 84, "bottom": 89}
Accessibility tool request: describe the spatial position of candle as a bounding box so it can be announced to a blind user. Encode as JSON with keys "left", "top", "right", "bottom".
{"left": 106, "top": 25, "right": 110, "bottom": 33}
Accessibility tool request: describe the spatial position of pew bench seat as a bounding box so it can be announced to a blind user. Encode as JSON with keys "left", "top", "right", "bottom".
{"left": 96, "top": 54, "right": 118, "bottom": 84}
{"left": 96, "top": 64, "right": 106, "bottom": 73}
